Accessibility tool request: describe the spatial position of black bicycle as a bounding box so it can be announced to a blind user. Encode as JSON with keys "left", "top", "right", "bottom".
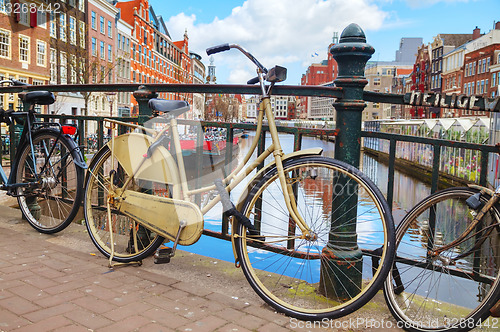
{"left": 0, "top": 79, "right": 86, "bottom": 233}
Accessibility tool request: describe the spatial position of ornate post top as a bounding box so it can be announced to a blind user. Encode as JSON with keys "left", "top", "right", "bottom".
{"left": 330, "top": 23, "right": 374, "bottom": 78}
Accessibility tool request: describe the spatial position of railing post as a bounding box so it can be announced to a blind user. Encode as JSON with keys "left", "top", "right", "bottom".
{"left": 320, "top": 23, "right": 374, "bottom": 300}
{"left": 133, "top": 85, "right": 157, "bottom": 125}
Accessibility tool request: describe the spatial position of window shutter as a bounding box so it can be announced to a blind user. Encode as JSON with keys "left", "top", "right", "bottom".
{"left": 13, "top": 0, "right": 20, "bottom": 22}
{"left": 30, "top": 9, "right": 38, "bottom": 28}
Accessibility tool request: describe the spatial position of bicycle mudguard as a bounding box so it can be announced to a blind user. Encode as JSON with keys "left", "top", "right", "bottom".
{"left": 106, "top": 133, "right": 181, "bottom": 198}
{"left": 116, "top": 189, "right": 203, "bottom": 246}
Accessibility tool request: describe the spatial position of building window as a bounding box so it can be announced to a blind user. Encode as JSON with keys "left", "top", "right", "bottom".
{"left": 108, "top": 44, "right": 112, "bottom": 61}
{"left": 79, "top": 21, "right": 85, "bottom": 48}
{"left": 69, "top": 0, "right": 75, "bottom": 6}
{"left": 78, "top": 0, "right": 85, "bottom": 12}
{"left": 0, "top": 29, "right": 10, "bottom": 59}
{"left": 37, "top": 10, "right": 47, "bottom": 29}
{"left": 60, "top": 52, "right": 67, "bottom": 84}
{"left": 19, "top": 3, "right": 29, "bottom": 25}
{"left": 100, "top": 16, "right": 104, "bottom": 34}
{"left": 493, "top": 73, "right": 497, "bottom": 87}
{"left": 117, "top": 33, "right": 121, "bottom": 49}
{"left": 100, "top": 41, "right": 105, "bottom": 59}
{"left": 107, "top": 21, "right": 112, "bottom": 38}
{"left": 91, "top": 37, "right": 96, "bottom": 56}
{"left": 70, "top": 55, "right": 77, "bottom": 84}
{"left": 91, "top": 11, "right": 96, "bottom": 30}
{"left": 59, "top": 13, "right": 66, "bottom": 42}
{"left": 69, "top": 17, "right": 76, "bottom": 45}
{"left": 36, "top": 41, "right": 46, "bottom": 66}
{"left": 50, "top": 48, "right": 57, "bottom": 84}
{"left": 19, "top": 35, "right": 29, "bottom": 63}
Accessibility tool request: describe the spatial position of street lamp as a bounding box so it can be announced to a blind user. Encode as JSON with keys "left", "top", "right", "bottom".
{"left": 105, "top": 92, "right": 116, "bottom": 117}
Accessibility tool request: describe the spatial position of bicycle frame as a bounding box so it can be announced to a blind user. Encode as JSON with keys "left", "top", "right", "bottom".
{"left": 429, "top": 184, "right": 500, "bottom": 259}
{"left": 104, "top": 92, "right": 318, "bottom": 242}
{"left": 0, "top": 110, "right": 39, "bottom": 188}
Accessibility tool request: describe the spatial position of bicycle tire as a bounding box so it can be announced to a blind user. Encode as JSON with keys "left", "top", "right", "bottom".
{"left": 235, "top": 156, "right": 395, "bottom": 321}
{"left": 84, "top": 145, "right": 165, "bottom": 263}
{"left": 383, "top": 187, "right": 500, "bottom": 332}
{"left": 14, "top": 129, "right": 84, "bottom": 234}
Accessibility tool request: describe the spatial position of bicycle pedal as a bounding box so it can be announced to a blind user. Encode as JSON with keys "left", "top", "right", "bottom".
{"left": 154, "top": 246, "right": 173, "bottom": 264}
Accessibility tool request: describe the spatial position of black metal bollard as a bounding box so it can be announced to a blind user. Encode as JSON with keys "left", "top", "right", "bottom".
{"left": 319, "top": 23, "right": 374, "bottom": 300}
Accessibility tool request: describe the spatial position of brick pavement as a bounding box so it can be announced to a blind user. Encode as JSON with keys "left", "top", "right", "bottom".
{"left": 0, "top": 204, "right": 400, "bottom": 332}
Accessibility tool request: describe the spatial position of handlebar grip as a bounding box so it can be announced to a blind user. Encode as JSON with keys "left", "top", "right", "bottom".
{"left": 206, "top": 44, "right": 230, "bottom": 56}
{"left": 247, "top": 76, "right": 259, "bottom": 85}
{"left": 11, "top": 79, "right": 29, "bottom": 86}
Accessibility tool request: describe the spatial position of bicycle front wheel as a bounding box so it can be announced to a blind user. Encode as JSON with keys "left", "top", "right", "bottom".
{"left": 15, "top": 129, "right": 84, "bottom": 234}
{"left": 84, "top": 145, "right": 165, "bottom": 263}
{"left": 236, "top": 156, "right": 395, "bottom": 321}
{"left": 383, "top": 187, "right": 500, "bottom": 332}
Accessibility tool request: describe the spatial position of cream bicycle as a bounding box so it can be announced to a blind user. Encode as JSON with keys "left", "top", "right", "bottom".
{"left": 83, "top": 44, "right": 395, "bottom": 320}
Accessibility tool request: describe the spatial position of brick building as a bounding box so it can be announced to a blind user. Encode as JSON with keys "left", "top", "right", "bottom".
{"left": 409, "top": 44, "right": 431, "bottom": 118}
{"left": 115, "top": 18, "right": 133, "bottom": 117}
{"left": 116, "top": 0, "right": 193, "bottom": 115}
{"left": 429, "top": 33, "right": 472, "bottom": 116}
{"left": 441, "top": 44, "right": 468, "bottom": 117}
{"left": 462, "top": 24, "right": 500, "bottom": 117}
{"left": 48, "top": 0, "right": 87, "bottom": 116}
{"left": 0, "top": 0, "right": 50, "bottom": 112}
{"left": 190, "top": 52, "right": 205, "bottom": 120}
{"left": 87, "top": 0, "right": 119, "bottom": 120}
{"left": 300, "top": 34, "right": 339, "bottom": 120}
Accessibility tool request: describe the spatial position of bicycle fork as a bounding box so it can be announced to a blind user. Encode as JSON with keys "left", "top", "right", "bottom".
{"left": 261, "top": 97, "right": 314, "bottom": 241}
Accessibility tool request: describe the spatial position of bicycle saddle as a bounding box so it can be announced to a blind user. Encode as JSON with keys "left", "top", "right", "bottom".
{"left": 148, "top": 98, "right": 190, "bottom": 117}
{"left": 21, "top": 91, "right": 56, "bottom": 105}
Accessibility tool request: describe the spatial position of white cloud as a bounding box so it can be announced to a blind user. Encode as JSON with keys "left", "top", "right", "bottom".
{"left": 404, "top": 0, "right": 472, "bottom": 8}
{"left": 167, "top": 0, "right": 388, "bottom": 83}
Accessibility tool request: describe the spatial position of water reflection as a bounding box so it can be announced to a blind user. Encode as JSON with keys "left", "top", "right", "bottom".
{"left": 183, "top": 133, "right": 432, "bottom": 265}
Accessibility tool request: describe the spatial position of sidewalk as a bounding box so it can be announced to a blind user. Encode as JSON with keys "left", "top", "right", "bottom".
{"left": 0, "top": 203, "right": 400, "bottom": 332}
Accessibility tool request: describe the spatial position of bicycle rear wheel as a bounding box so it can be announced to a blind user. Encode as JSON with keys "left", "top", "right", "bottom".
{"left": 236, "top": 156, "right": 395, "bottom": 321}
{"left": 383, "top": 187, "right": 500, "bottom": 332}
{"left": 84, "top": 145, "right": 165, "bottom": 263}
{"left": 15, "top": 129, "right": 84, "bottom": 234}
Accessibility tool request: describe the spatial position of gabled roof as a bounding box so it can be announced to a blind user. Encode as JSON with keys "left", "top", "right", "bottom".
{"left": 437, "top": 34, "right": 472, "bottom": 48}
{"left": 156, "top": 16, "right": 171, "bottom": 39}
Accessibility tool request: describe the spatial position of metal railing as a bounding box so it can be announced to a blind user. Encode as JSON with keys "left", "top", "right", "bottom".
{"left": 0, "top": 23, "right": 499, "bottom": 243}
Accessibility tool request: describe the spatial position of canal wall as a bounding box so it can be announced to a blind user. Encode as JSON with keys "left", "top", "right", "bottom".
{"left": 363, "top": 147, "right": 471, "bottom": 190}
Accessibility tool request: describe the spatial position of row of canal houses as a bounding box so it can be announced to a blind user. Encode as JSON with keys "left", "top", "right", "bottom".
{"left": 0, "top": 0, "right": 206, "bottom": 125}
{"left": 380, "top": 21, "right": 500, "bottom": 187}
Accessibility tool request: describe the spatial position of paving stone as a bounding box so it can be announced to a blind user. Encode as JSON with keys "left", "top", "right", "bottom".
{"left": 63, "top": 307, "right": 114, "bottom": 330}
{"left": 0, "top": 295, "right": 41, "bottom": 315}
{"left": 179, "top": 315, "right": 228, "bottom": 332}
{"left": 23, "top": 303, "right": 77, "bottom": 323}
{"left": 11, "top": 315, "right": 72, "bottom": 332}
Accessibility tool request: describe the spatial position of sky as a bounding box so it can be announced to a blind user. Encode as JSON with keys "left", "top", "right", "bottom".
{"left": 147, "top": 0, "right": 500, "bottom": 85}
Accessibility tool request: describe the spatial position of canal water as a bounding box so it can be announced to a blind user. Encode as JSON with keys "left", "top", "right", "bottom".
{"left": 180, "top": 132, "right": 432, "bottom": 262}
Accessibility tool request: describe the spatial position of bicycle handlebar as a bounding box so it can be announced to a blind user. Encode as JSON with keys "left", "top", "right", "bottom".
{"left": 206, "top": 43, "right": 268, "bottom": 74}
{"left": 206, "top": 43, "right": 231, "bottom": 56}
{"left": 0, "top": 79, "right": 30, "bottom": 87}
